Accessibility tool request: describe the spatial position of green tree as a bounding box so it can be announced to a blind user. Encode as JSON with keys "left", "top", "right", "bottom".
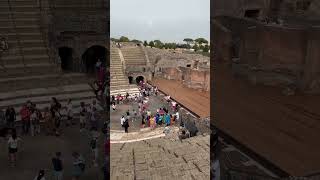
{"left": 119, "top": 36, "right": 130, "bottom": 42}
{"left": 149, "top": 41, "right": 155, "bottom": 48}
{"left": 143, "top": 40, "right": 148, "bottom": 47}
{"left": 131, "top": 39, "right": 142, "bottom": 44}
{"left": 193, "top": 44, "right": 199, "bottom": 52}
{"left": 154, "top": 40, "right": 163, "bottom": 49}
{"left": 111, "top": 38, "right": 119, "bottom": 42}
{"left": 195, "top": 38, "right": 208, "bottom": 45}
{"left": 203, "top": 44, "right": 209, "bottom": 52}
{"left": 183, "top": 38, "right": 194, "bottom": 45}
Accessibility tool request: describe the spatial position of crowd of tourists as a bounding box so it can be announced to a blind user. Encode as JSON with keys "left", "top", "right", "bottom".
{"left": 0, "top": 97, "right": 108, "bottom": 180}
{"left": 111, "top": 80, "right": 195, "bottom": 140}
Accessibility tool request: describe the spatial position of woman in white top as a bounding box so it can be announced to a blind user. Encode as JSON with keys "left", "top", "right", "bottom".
{"left": 8, "top": 133, "right": 21, "bottom": 167}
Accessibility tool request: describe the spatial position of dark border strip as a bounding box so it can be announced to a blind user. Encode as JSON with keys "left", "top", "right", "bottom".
{"left": 217, "top": 127, "right": 290, "bottom": 178}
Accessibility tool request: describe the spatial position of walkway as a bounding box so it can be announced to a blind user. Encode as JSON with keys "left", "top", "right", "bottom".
{"left": 151, "top": 78, "right": 210, "bottom": 118}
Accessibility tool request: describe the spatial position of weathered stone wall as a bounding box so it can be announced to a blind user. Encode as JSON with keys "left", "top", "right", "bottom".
{"left": 212, "top": 0, "right": 270, "bottom": 18}
{"left": 40, "top": 0, "right": 108, "bottom": 71}
{"left": 212, "top": 20, "right": 232, "bottom": 63}
{"left": 216, "top": 16, "right": 320, "bottom": 93}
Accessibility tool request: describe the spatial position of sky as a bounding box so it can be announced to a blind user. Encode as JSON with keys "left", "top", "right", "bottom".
{"left": 110, "top": 0, "right": 210, "bottom": 43}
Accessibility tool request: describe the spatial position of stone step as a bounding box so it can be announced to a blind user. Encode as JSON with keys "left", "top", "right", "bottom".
{"left": 0, "top": 83, "right": 92, "bottom": 101}
{"left": 0, "top": 25, "right": 40, "bottom": 33}
{"left": 0, "top": 91, "right": 95, "bottom": 110}
{"left": 0, "top": 18, "right": 39, "bottom": 26}
{"left": 0, "top": 1, "right": 36, "bottom": 6}
{"left": 7, "top": 32, "right": 42, "bottom": 41}
{"left": 0, "top": 73, "right": 88, "bottom": 92}
{"left": 8, "top": 39, "right": 44, "bottom": 47}
{"left": 0, "top": 63, "right": 56, "bottom": 78}
{"left": 2, "top": 49, "right": 48, "bottom": 62}
{"left": 0, "top": 6, "right": 40, "bottom": 13}
{"left": 0, "top": 11, "right": 39, "bottom": 19}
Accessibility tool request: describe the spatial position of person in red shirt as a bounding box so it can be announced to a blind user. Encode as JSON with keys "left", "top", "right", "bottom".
{"left": 20, "top": 105, "right": 31, "bottom": 134}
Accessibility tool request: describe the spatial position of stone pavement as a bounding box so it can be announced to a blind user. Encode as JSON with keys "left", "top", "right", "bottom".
{"left": 110, "top": 135, "right": 210, "bottom": 180}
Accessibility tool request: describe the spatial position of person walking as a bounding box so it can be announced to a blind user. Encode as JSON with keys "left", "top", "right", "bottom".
{"left": 5, "top": 107, "right": 16, "bottom": 128}
{"left": 123, "top": 118, "right": 129, "bottom": 133}
{"left": 52, "top": 152, "right": 63, "bottom": 180}
{"left": 7, "top": 132, "right": 21, "bottom": 167}
{"left": 79, "top": 102, "right": 87, "bottom": 132}
{"left": 20, "top": 105, "right": 31, "bottom": 134}
{"left": 90, "top": 127, "right": 99, "bottom": 167}
{"left": 71, "top": 152, "right": 85, "bottom": 180}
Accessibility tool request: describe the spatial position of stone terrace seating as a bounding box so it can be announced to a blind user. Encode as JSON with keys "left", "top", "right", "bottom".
{"left": 110, "top": 135, "right": 210, "bottom": 180}
{"left": 120, "top": 47, "right": 147, "bottom": 66}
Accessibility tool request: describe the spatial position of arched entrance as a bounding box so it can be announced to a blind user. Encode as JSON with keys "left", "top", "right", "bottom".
{"left": 136, "top": 76, "right": 144, "bottom": 84}
{"left": 128, "top": 76, "right": 133, "bottom": 84}
{"left": 82, "top": 45, "right": 107, "bottom": 74}
{"left": 59, "top": 47, "right": 73, "bottom": 71}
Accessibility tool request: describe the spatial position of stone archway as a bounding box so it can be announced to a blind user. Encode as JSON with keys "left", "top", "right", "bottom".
{"left": 128, "top": 76, "right": 134, "bottom": 84}
{"left": 58, "top": 47, "right": 73, "bottom": 71}
{"left": 136, "top": 75, "right": 144, "bottom": 84}
{"left": 81, "top": 45, "right": 107, "bottom": 74}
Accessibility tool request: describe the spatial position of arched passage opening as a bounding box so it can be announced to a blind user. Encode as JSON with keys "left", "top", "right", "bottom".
{"left": 128, "top": 76, "right": 133, "bottom": 84}
{"left": 136, "top": 76, "right": 144, "bottom": 84}
{"left": 59, "top": 47, "right": 73, "bottom": 71}
{"left": 81, "top": 45, "right": 107, "bottom": 74}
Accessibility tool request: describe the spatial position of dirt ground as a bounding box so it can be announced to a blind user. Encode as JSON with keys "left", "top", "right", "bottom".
{"left": 151, "top": 79, "right": 210, "bottom": 118}
{"left": 214, "top": 63, "right": 320, "bottom": 176}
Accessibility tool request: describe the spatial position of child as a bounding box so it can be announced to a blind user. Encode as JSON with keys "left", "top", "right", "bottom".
{"left": 7, "top": 132, "right": 21, "bottom": 167}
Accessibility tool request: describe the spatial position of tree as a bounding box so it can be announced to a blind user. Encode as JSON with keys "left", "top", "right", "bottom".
{"left": 143, "top": 40, "right": 148, "bottom": 47}
{"left": 202, "top": 44, "right": 209, "bottom": 52}
{"left": 183, "top": 38, "right": 194, "bottom": 45}
{"left": 111, "top": 38, "right": 119, "bottom": 42}
{"left": 195, "top": 38, "right": 208, "bottom": 45}
{"left": 119, "top": 36, "right": 130, "bottom": 42}
{"left": 193, "top": 44, "right": 199, "bottom": 52}
{"left": 154, "top": 40, "right": 163, "bottom": 49}
{"left": 149, "top": 41, "right": 155, "bottom": 48}
{"left": 131, "top": 39, "right": 142, "bottom": 44}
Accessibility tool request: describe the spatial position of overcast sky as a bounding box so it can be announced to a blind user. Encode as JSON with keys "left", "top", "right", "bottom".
{"left": 110, "top": 0, "right": 210, "bottom": 43}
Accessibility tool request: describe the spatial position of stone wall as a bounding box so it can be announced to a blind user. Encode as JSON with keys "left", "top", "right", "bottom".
{"left": 212, "top": 0, "right": 270, "bottom": 18}
{"left": 39, "top": 0, "right": 108, "bottom": 72}
{"left": 214, "top": 16, "right": 320, "bottom": 93}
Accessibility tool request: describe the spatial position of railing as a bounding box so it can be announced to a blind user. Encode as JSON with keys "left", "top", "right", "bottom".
{"left": 7, "top": 0, "right": 26, "bottom": 70}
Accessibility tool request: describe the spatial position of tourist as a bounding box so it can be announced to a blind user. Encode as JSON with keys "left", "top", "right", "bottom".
{"left": 66, "top": 99, "right": 73, "bottom": 126}
{"left": 141, "top": 113, "right": 145, "bottom": 128}
{"left": 132, "top": 109, "right": 137, "bottom": 122}
{"left": 30, "top": 109, "right": 37, "bottom": 136}
{"left": 33, "top": 170, "right": 46, "bottom": 180}
{"left": 71, "top": 152, "right": 85, "bottom": 180}
{"left": 20, "top": 104, "right": 31, "bottom": 134}
{"left": 7, "top": 132, "right": 21, "bottom": 167}
{"left": 178, "top": 130, "right": 189, "bottom": 140}
{"left": 126, "top": 110, "right": 130, "bottom": 121}
{"left": 165, "top": 113, "right": 171, "bottom": 126}
{"left": 79, "top": 102, "right": 87, "bottom": 132}
{"left": 150, "top": 115, "right": 156, "bottom": 130}
{"left": 90, "top": 127, "right": 99, "bottom": 167}
{"left": 112, "top": 102, "right": 116, "bottom": 111}
{"left": 95, "top": 59, "right": 102, "bottom": 77}
{"left": 43, "top": 107, "right": 53, "bottom": 135}
{"left": 123, "top": 118, "right": 129, "bottom": 133}
{"left": 52, "top": 152, "right": 63, "bottom": 180}
{"left": 120, "top": 116, "right": 125, "bottom": 128}
{"left": 90, "top": 107, "right": 98, "bottom": 129}
{"left": 35, "top": 108, "right": 42, "bottom": 134}
{"left": 5, "top": 107, "right": 16, "bottom": 128}
{"left": 54, "top": 109, "right": 61, "bottom": 136}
